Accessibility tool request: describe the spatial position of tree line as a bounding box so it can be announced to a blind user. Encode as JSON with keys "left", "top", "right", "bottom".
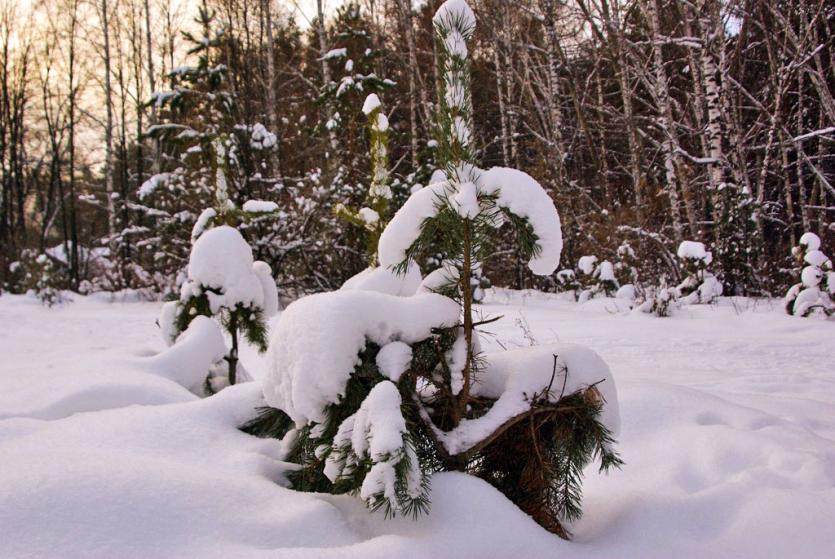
{"left": 1, "top": 0, "right": 833, "bottom": 298}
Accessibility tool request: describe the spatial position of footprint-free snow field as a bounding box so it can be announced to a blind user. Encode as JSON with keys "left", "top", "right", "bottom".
{"left": 1, "top": 291, "right": 833, "bottom": 558}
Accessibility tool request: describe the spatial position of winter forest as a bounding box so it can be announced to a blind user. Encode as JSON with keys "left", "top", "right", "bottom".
{"left": 1, "top": 0, "right": 834, "bottom": 557}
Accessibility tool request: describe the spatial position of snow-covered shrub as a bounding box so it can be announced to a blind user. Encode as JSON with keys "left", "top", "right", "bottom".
{"left": 637, "top": 277, "right": 680, "bottom": 317}
{"left": 243, "top": 1, "right": 621, "bottom": 539}
{"left": 163, "top": 226, "right": 279, "bottom": 389}
{"left": 783, "top": 232, "right": 833, "bottom": 317}
{"left": 553, "top": 268, "right": 579, "bottom": 295}
{"left": 578, "top": 259, "right": 619, "bottom": 303}
{"left": 8, "top": 250, "right": 66, "bottom": 307}
{"left": 615, "top": 241, "right": 639, "bottom": 286}
{"left": 676, "top": 241, "right": 723, "bottom": 305}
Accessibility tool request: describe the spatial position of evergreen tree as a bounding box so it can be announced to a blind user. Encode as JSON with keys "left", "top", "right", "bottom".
{"left": 244, "top": 1, "right": 622, "bottom": 539}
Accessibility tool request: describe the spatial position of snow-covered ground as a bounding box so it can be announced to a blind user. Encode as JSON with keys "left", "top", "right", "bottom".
{"left": 1, "top": 290, "right": 833, "bottom": 558}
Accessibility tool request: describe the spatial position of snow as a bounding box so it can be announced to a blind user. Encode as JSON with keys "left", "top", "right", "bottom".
{"left": 341, "top": 263, "right": 422, "bottom": 297}
{"left": 358, "top": 206, "right": 380, "bottom": 224}
{"left": 479, "top": 168, "right": 565, "bottom": 275}
{"left": 452, "top": 180, "right": 479, "bottom": 218}
{"left": 137, "top": 173, "right": 173, "bottom": 200}
{"left": 262, "top": 290, "right": 460, "bottom": 425}
{"left": 417, "top": 262, "right": 459, "bottom": 294}
{"left": 444, "top": 29, "right": 468, "bottom": 59}
{"left": 362, "top": 93, "right": 381, "bottom": 115}
{"left": 804, "top": 249, "right": 830, "bottom": 268}
{"left": 799, "top": 232, "right": 821, "bottom": 251}
{"left": 597, "top": 260, "right": 616, "bottom": 281}
{"left": 435, "top": 343, "right": 620, "bottom": 455}
{"left": 242, "top": 200, "right": 279, "bottom": 213}
{"left": 615, "top": 284, "right": 636, "bottom": 301}
{"left": 3, "top": 290, "right": 835, "bottom": 558}
{"left": 158, "top": 300, "right": 179, "bottom": 346}
{"left": 375, "top": 113, "right": 389, "bottom": 132}
{"left": 191, "top": 207, "right": 217, "bottom": 240}
{"left": 250, "top": 123, "right": 276, "bottom": 149}
{"left": 253, "top": 261, "right": 279, "bottom": 317}
{"left": 146, "top": 316, "right": 227, "bottom": 389}
{"left": 185, "top": 226, "right": 268, "bottom": 314}
{"left": 801, "top": 265, "right": 822, "bottom": 287}
{"left": 578, "top": 255, "right": 598, "bottom": 275}
{"left": 320, "top": 48, "right": 347, "bottom": 60}
{"left": 677, "top": 240, "right": 710, "bottom": 262}
{"left": 376, "top": 341, "right": 413, "bottom": 382}
{"left": 378, "top": 181, "right": 449, "bottom": 268}
{"left": 380, "top": 168, "right": 562, "bottom": 276}
{"left": 433, "top": 0, "right": 476, "bottom": 35}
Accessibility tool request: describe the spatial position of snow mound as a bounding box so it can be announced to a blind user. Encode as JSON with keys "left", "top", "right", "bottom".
{"left": 146, "top": 316, "right": 227, "bottom": 389}
{"left": 263, "top": 291, "right": 460, "bottom": 425}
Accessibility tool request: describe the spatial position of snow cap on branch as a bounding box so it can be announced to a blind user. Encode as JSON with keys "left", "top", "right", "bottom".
{"left": 433, "top": 0, "right": 476, "bottom": 37}
{"left": 263, "top": 290, "right": 460, "bottom": 425}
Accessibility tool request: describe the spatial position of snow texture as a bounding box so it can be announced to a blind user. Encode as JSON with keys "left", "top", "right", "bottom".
{"left": 379, "top": 168, "right": 563, "bottom": 276}
{"left": 597, "top": 260, "right": 616, "bottom": 281}
{"left": 146, "top": 316, "right": 227, "bottom": 389}
{"left": 186, "top": 226, "right": 265, "bottom": 313}
{"left": 578, "top": 255, "right": 598, "bottom": 275}
{"left": 433, "top": 0, "right": 476, "bottom": 35}
{"left": 191, "top": 208, "right": 217, "bottom": 240}
{"left": 250, "top": 123, "right": 277, "bottom": 149}
{"left": 378, "top": 181, "right": 450, "bottom": 268}
{"left": 341, "top": 263, "right": 422, "bottom": 297}
{"left": 804, "top": 250, "right": 830, "bottom": 268}
{"left": 677, "top": 240, "right": 709, "bottom": 261}
{"left": 2, "top": 292, "right": 835, "bottom": 557}
{"left": 158, "top": 300, "right": 179, "bottom": 346}
{"left": 263, "top": 290, "right": 460, "bottom": 425}
{"left": 799, "top": 232, "right": 821, "bottom": 251}
{"left": 253, "top": 261, "right": 279, "bottom": 317}
{"left": 325, "top": 381, "right": 421, "bottom": 512}
{"left": 137, "top": 173, "right": 173, "bottom": 200}
{"left": 376, "top": 342, "right": 413, "bottom": 382}
{"left": 242, "top": 200, "right": 279, "bottom": 213}
{"left": 362, "top": 93, "right": 381, "bottom": 115}
{"left": 437, "top": 343, "right": 619, "bottom": 455}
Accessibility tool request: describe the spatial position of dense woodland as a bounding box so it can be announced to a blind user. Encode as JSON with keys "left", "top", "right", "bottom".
{"left": 0, "top": 0, "right": 833, "bottom": 298}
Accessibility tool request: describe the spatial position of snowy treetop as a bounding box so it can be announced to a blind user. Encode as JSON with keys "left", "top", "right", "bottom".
{"left": 677, "top": 240, "right": 711, "bottom": 263}
{"left": 185, "top": 225, "right": 275, "bottom": 315}
{"left": 362, "top": 93, "right": 381, "bottom": 115}
{"left": 378, "top": 166, "right": 563, "bottom": 276}
{"left": 433, "top": 0, "right": 476, "bottom": 37}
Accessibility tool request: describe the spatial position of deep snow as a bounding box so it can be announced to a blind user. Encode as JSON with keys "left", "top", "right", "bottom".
{"left": 1, "top": 290, "right": 834, "bottom": 558}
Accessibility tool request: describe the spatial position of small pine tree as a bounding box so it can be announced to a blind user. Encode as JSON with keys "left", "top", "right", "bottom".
{"left": 334, "top": 94, "right": 392, "bottom": 265}
{"left": 783, "top": 232, "right": 834, "bottom": 317}
{"left": 676, "top": 241, "right": 723, "bottom": 305}
{"left": 244, "top": 1, "right": 621, "bottom": 540}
